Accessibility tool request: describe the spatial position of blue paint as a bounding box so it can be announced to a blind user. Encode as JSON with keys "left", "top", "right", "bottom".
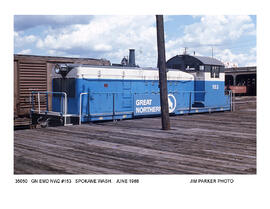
{"left": 52, "top": 76, "right": 230, "bottom": 122}
{"left": 134, "top": 93, "right": 161, "bottom": 116}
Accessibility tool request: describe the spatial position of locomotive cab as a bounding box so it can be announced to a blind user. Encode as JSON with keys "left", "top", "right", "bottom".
{"left": 166, "top": 54, "right": 227, "bottom": 108}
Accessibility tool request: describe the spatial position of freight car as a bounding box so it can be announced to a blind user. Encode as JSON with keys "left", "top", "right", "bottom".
{"left": 30, "top": 52, "right": 231, "bottom": 127}
{"left": 14, "top": 54, "right": 110, "bottom": 129}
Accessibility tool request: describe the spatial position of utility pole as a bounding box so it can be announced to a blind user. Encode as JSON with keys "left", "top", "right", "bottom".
{"left": 156, "top": 15, "right": 170, "bottom": 130}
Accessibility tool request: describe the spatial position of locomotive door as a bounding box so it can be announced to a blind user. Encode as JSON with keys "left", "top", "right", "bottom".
{"left": 194, "top": 71, "right": 205, "bottom": 107}
{"left": 89, "top": 93, "right": 114, "bottom": 117}
{"left": 121, "top": 81, "right": 132, "bottom": 111}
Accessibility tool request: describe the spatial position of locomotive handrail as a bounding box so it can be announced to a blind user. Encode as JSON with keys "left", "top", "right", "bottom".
{"left": 224, "top": 90, "right": 233, "bottom": 111}
{"left": 83, "top": 90, "right": 232, "bottom": 116}
{"left": 79, "top": 92, "right": 88, "bottom": 125}
{"left": 78, "top": 90, "right": 232, "bottom": 124}
{"left": 85, "top": 90, "right": 209, "bottom": 94}
{"left": 31, "top": 91, "right": 68, "bottom": 126}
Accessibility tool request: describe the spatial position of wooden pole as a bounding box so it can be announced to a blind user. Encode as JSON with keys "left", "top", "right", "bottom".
{"left": 156, "top": 15, "right": 170, "bottom": 130}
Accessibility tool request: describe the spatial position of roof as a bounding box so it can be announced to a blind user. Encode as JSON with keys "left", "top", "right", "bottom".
{"left": 225, "top": 66, "right": 256, "bottom": 72}
{"left": 193, "top": 56, "right": 224, "bottom": 66}
{"left": 14, "top": 54, "right": 111, "bottom": 65}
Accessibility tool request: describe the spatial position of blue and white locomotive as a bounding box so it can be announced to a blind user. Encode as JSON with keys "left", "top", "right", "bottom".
{"left": 31, "top": 50, "right": 231, "bottom": 126}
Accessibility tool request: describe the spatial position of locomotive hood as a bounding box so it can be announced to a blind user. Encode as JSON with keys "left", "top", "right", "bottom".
{"left": 51, "top": 64, "right": 194, "bottom": 81}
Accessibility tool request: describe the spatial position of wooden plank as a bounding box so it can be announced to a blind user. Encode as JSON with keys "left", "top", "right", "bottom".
{"left": 14, "top": 131, "right": 254, "bottom": 174}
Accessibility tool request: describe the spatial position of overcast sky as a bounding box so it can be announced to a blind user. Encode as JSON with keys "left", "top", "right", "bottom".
{"left": 14, "top": 15, "right": 256, "bottom": 67}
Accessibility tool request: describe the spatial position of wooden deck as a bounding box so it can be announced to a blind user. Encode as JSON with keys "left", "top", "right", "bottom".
{"left": 14, "top": 97, "right": 256, "bottom": 174}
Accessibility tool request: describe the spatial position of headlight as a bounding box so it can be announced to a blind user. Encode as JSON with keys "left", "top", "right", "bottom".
{"left": 53, "top": 64, "right": 72, "bottom": 78}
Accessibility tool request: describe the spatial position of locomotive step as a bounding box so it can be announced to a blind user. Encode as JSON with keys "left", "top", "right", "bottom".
{"left": 31, "top": 112, "right": 80, "bottom": 128}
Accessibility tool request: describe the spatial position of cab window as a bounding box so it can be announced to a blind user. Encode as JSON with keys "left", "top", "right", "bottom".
{"left": 211, "top": 66, "right": 220, "bottom": 78}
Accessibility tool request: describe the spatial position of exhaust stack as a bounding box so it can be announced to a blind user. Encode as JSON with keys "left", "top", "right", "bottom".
{"left": 128, "top": 49, "right": 136, "bottom": 67}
